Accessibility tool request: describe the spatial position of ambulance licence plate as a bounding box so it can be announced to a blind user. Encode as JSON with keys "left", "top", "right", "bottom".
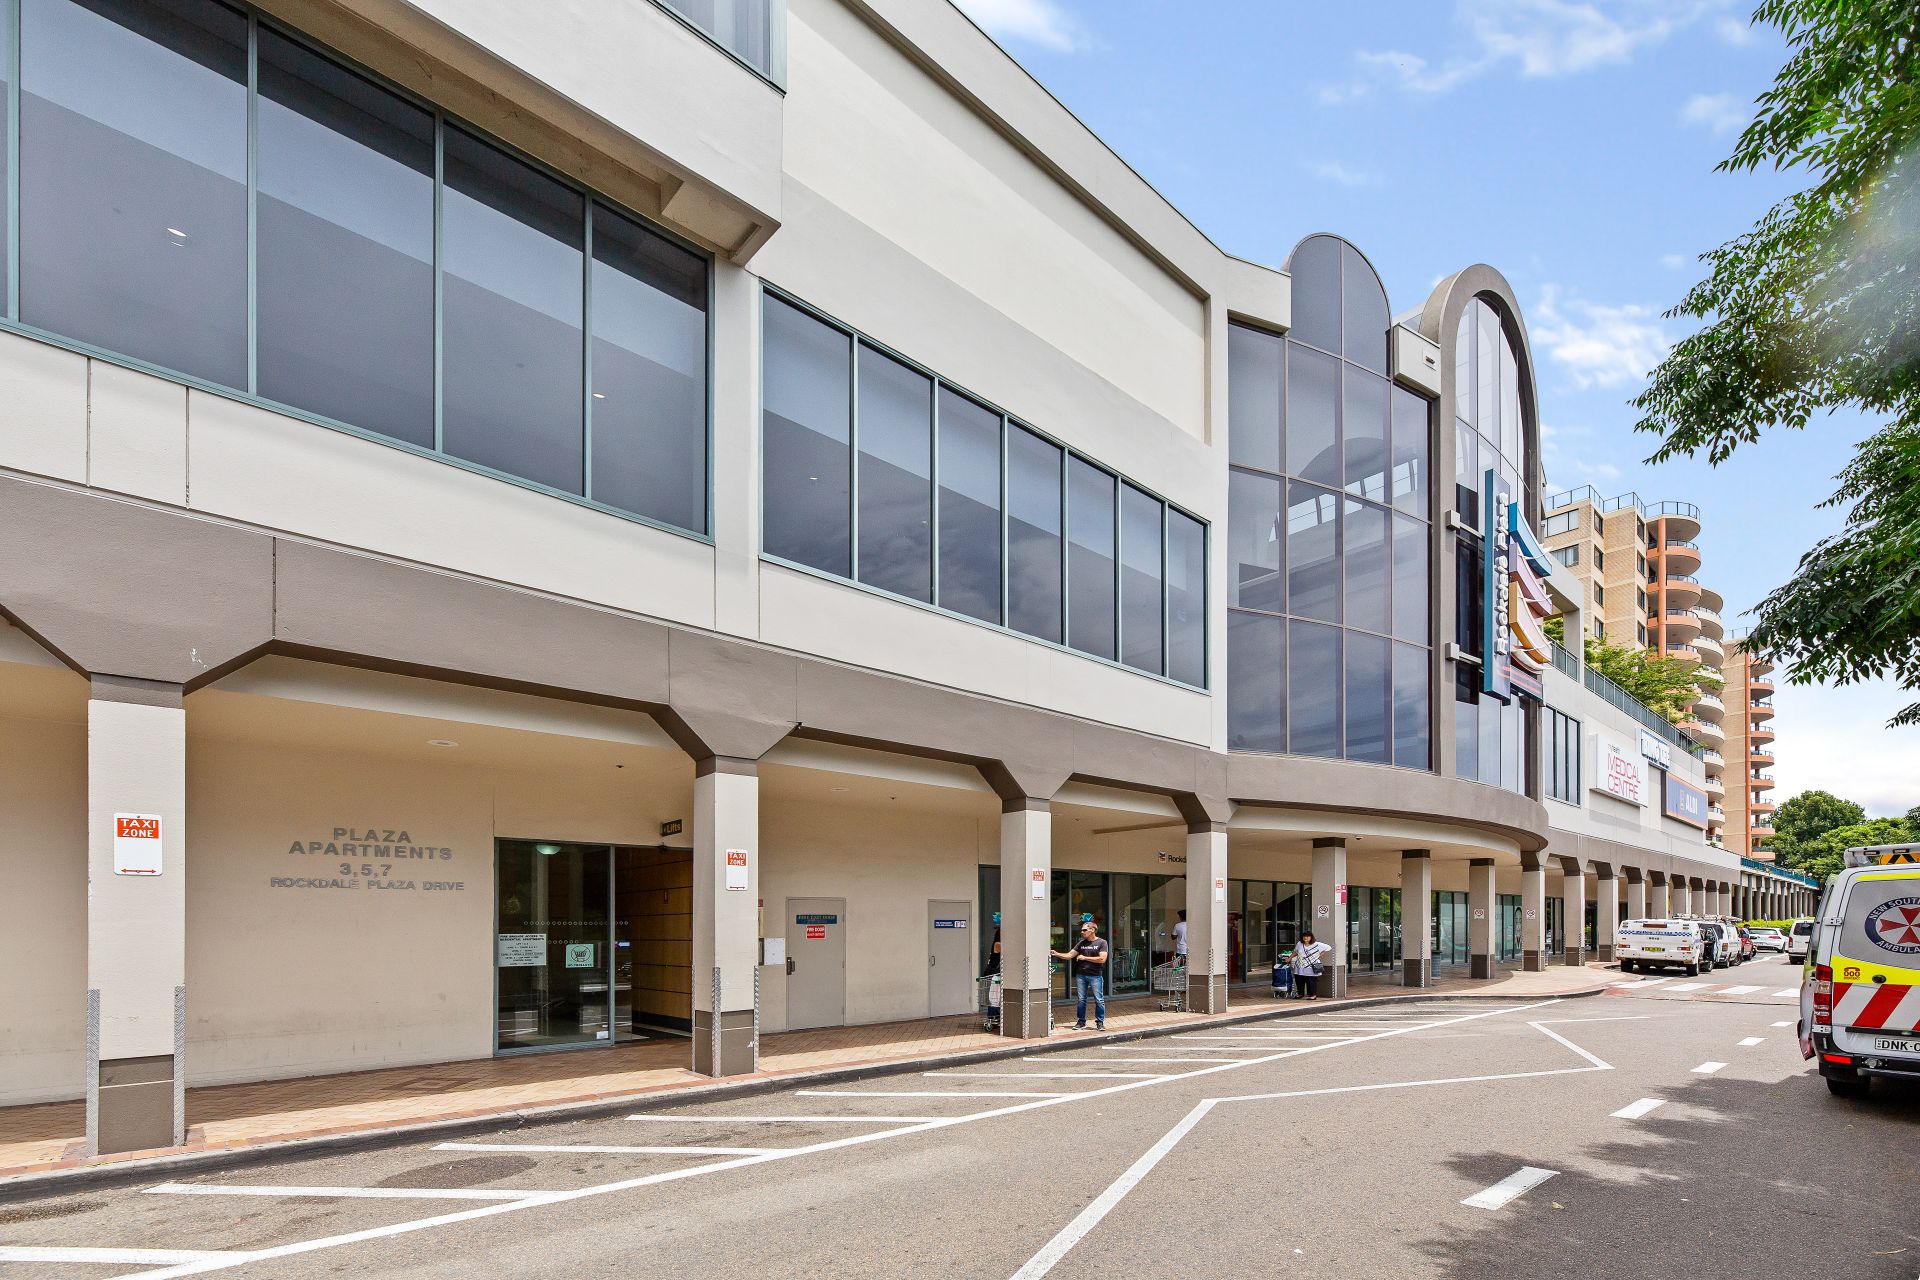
{"left": 1870, "top": 1034, "right": 1920, "bottom": 1054}
{"left": 1645, "top": 947, "right": 1664, "bottom": 953}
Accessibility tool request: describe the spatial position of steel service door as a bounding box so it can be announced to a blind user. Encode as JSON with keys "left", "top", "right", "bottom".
{"left": 927, "top": 901, "right": 973, "bottom": 1017}
{"left": 786, "top": 898, "right": 846, "bottom": 1030}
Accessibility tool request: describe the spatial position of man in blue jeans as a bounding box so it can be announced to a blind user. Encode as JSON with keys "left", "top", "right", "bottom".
{"left": 1052, "top": 919, "right": 1110, "bottom": 1030}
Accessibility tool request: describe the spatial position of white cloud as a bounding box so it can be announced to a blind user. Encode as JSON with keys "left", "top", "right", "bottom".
{"left": 1532, "top": 284, "right": 1671, "bottom": 390}
{"left": 1680, "top": 91, "right": 1747, "bottom": 136}
{"left": 1540, "top": 421, "right": 1624, "bottom": 490}
{"left": 1307, "top": 159, "right": 1381, "bottom": 188}
{"left": 950, "top": 0, "right": 1086, "bottom": 52}
{"left": 1772, "top": 678, "right": 1920, "bottom": 817}
{"left": 1714, "top": 15, "right": 1756, "bottom": 45}
{"left": 1322, "top": 0, "right": 1734, "bottom": 101}
{"left": 1660, "top": 252, "right": 1692, "bottom": 270}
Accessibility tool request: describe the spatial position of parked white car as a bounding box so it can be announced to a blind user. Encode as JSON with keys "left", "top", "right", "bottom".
{"left": 1616, "top": 919, "right": 1712, "bottom": 975}
{"left": 1749, "top": 926, "right": 1787, "bottom": 953}
{"left": 1786, "top": 918, "right": 1815, "bottom": 960}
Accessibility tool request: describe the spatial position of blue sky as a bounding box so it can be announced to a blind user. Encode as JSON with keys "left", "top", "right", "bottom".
{"left": 951, "top": 0, "right": 1917, "bottom": 818}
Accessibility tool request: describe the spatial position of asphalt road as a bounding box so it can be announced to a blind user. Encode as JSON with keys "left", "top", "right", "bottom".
{"left": 4, "top": 954, "right": 1915, "bottom": 1280}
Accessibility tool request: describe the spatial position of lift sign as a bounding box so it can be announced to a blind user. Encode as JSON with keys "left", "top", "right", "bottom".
{"left": 113, "top": 813, "right": 163, "bottom": 876}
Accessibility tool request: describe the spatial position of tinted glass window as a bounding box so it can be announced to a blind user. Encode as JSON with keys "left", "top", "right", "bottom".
{"left": 21, "top": 0, "right": 247, "bottom": 386}
{"left": 1344, "top": 632, "right": 1391, "bottom": 764}
{"left": 1390, "top": 386, "right": 1428, "bottom": 517}
{"left": 1286, "top": 345, "right": 1340, "bottom": 487}
{"left": 1341, "top": 241, "right": 1388, "bottom": 374}
{"left": 762, "top": 297, "right": 851, "bottom": 575}
{"left": 256, "top": 29, "right": 433, "bottom": 446}
{"left": 441, "top": 126, "right": 584, "bottom": 494}
{"left": 1286, "top": 481, "right": 1339, "bottom": 622}
{"left": 590, "top": 202, "right": 708, "bottom": 532}
{"left": 1227, "top": 470, "right": 1282, "bottom": 613}
{"left": 1392, "top": 514, "right": 1428, "bottom": 644}
{"left": 1167, "top": 510, "right": 1207, "bottom": 687}
{"left": 1119, "top": 484, "right": 1164, "bottom": 675}
{"left": 1394, "top": 643, "right": 1430, "bottom": 770}
{"left": 0, "top": 0, "right": 8, "bottom": 309}
{"left": 1342, "top": 498, "right": 1390, "bottom": 636}
{"left": 1289, "top": 620, "right": 1341, "bottom": 757}
{"left": 936, "top": 388, "right": 1002, "bottom": 625}
{"left": 1288, "top": 234, "right": 1341, "bottom": 354}
{"left": 1228, "top": 323, "right": 1282, "bottom": 473}
{"left": 1008, "top": 426, "right": 1063, "bottom": 644}
{"left": 855, "top": 345, "right": 933, "bottom": 602}
{"left": 1067, "top": 457, "right": 1117, "bottom": 660}
{"left": 1228, "top": 611, "right": 1284, "bottom": 753}
{"left": 1343, "top": 367, "right": 1389, "bottom": 502}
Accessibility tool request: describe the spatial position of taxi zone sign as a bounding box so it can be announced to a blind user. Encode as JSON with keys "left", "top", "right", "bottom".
{"left": 113, "top": 813, "right": 164, "bottom": 875}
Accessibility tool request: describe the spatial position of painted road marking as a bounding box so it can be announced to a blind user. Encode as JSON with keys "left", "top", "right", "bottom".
{"left": 798, "top": 1089, "right": 1077, "bottom": 1099}
{"left": 624, "top": 1114, "right": 942, "bottom": 1124}
{"left": 1668, "top": 982, "right": 1711, "bottom": 992}
{"left": 1045, "top": 1057, "right": 1242, "bottom": 1065}
{"left": 1461, "top": 1166, "right": 1559, "bottom": 1210}
{"left": 1692, "top": 1061, "right": 1728, "bottom": 1074}
{"left": 1771, "top": 1020, "right": 1793, "bottom": 1028}
{"left": 1718, "top": 985, "right": 1763, "bottom": 995}
{"left": 1610, "top": 1098, "right": 1666, "bottom": 1119}
{"left": 0, "top": 1247, "right": 241, "bottom": 1264}
{"left": 436, "top": 1142, "right": 778, "bottom": 1157}
{"left": 145, "top": 1184, "right": 540, "bottom": 1202}
{"left": 938, "top": 1071, "right": 1169, "bottom": 1080}
{"left": 1737, "top": 1037, "right": 1764, "bottom": 1047}
{"left": 1773, "top": 988, "right": 1799, "bottom": 998}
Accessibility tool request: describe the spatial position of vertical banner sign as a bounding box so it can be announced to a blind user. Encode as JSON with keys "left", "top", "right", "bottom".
{"left": 113, "top": 813, "right": 163, "bottom": 875}
{"left": 1336, "top": 883, "right": 1348, "bottom": 905}
{"left": 1482, "top": 469, "right": 1512, "bottom": 703}
{"left": 1031, "top": 869, "right": 1046, "bottom": 900}
{"left": 725, "top": 849, "right": 749, "bottom": 891}
{"left": 1482, "top": 471, "right": 1553, "bottom": 703}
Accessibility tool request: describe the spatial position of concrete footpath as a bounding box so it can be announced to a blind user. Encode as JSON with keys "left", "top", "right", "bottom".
{"left": 0, "top": 962, "right": 1612, "bottom": 1194}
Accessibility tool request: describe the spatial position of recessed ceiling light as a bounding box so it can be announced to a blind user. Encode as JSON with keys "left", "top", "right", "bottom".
{"left": 592, "top": 392, "right": 606, "bottom": 399}
{"left": 831, "top": 786, "right": 849, "bottom": 793}
{"left": 165, "top": 227, "right": 188, "bottom": 238}
{"left": 427, "top": 739, "right": 458, "bottom": 748}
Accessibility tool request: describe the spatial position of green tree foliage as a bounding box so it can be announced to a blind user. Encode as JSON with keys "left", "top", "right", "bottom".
{"left": 1632, "top": 1, "right": 1920, "bottom": 725}
{"left": 1791, "top": 816, "right": 1919, "bottom": 880}
{"left": 1768, "top": 789, "right": 1868, "bottom": 865}
{"left": 1582, "top": 634, "right": 1720, "bottom": 724}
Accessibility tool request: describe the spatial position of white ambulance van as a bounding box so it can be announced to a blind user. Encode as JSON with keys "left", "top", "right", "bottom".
{"left": 1615, "top": 919, "right": 1711, "bottom": 975}
{"left": 1798, "top": 844, "right": 1920, "bottom": 1098}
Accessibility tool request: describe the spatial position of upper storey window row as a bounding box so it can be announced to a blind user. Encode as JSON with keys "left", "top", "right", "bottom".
{"left": 653, "top": 0, "right": 781, "bottom": 83}
{"left": 761, "top": 291, "right": 1208, "bottom": 689}
{"left": 3, "top": 0, "right": 710, "bottom": 537}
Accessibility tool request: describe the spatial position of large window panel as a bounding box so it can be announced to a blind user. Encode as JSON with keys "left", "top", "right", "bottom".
{"left": 1344, "top": 632, "right": 1391, "bottom": 764}
{"left": 1286, "top": 345, "right": 1340, "bottom": 487}
{"left": 1119, "top": 484, "right": 1164, "bottom": 675}
{"left": 1342, "top": 367, "right": 1389, "bottom": 502}
{"left": 762, "top": 296, "right": 852, "bottom": 576}
{"left": 1341, "top": 241, "right": 1388, "bottom": 375}
{"left": 1, "top": 1, "right": 12, "bottom": 310}
{"left": 1228, "top": 323, "right": 1283, "bottom": 473}
{"left": 1167, "top": 510, "right": 1207, "bottom": 687}
{"left": 1288, "top": 234, "right": 1341, "bottom": 355}
{"left": 441, "top": 126, "right": 585, "bottom": 495}
{"left": 1067, "top": 456, "right": 1117, "bottom": 660}
{"left": 1007, "top": 425, "right": 1064, "bottom": 644}
{"left": 855, "top": 344, "right": 933, "bottom": 602}
{"left": 1342, "top": 498, "right": 1389, "bottom": 636}
{"left": 1227, "top": 470, "right": 1282, "bottom": 613}
{"left": 1393, "top": 643, "right": 1430, "bottom": 770}
{"left": 936, "top": 388, "right": 1002, "bottom": 625}
{"left": 21, "top": 0, "right": 248, "bottom": 387}
{"left": 589, "top": 202, "right": 708, "bottom": 533}
{"left": 1228, "top": 611, "right": 1284, "bottom": 753}
{"left": 256, "top": 28, "right": 433, "bottom": 447}
{"left": 1289, "top": 619, "right": 1341, "bottom": 758}
{"left": 1391, "top": 387, "right": 1429, "bottom": 517}
{"left": 1392, "top": 514, "right": 1428, "bottom": 644}
{"left": 1287, "top": 481, "right": 1339, "bottom": 623}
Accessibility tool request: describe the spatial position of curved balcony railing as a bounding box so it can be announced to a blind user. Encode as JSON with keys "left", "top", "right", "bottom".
{"left": 1664, "top": 539, "right": 1701, "bottom": 550}
{"left": 1649, "top": 500, "right": 1702, "bottom": 521}
{"left": 1699, "top": 749, "right": 1724, "bottom": 766}
{"left": 1667, "top": 573, "right": 1700, "bottom": 585}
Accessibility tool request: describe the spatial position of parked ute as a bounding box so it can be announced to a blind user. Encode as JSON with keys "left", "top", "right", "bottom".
{"left": 1616, "top": 919, "right": 1711, "bottom": 975}
{"left": 1799, "top": 846, "right": 1920, "bottom": 1098}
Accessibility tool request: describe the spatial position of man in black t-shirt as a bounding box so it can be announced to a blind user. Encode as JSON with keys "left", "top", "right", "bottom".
{"left": 1051, "top": 919, "right": 1110, "bottom": 1030}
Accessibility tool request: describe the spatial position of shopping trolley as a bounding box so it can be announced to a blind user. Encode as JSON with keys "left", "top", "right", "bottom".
{"left": 977, "top": 973, "right": 1004, "bottom": 1030}
{"left": 1151, "top": 958, "right": 1187, "bottom": 1013}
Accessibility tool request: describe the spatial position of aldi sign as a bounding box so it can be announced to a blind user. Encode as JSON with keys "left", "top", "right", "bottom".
{"left": 1663, "top": 774, "right": 1710, "bottom": 829}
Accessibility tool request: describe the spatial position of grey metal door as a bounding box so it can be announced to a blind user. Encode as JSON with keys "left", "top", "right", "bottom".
{"left": 785, "top": 897, "right": 846, "bottom": 1030}
{"left": 927, "top": 900, "right": 972, "bottom": 1017}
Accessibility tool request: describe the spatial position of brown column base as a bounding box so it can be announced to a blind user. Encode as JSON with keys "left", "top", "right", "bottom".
{"left": 96, "top": 1054, "right": 176, "bottom": 1155}
{"left": 1186, "top": 972, "right": 1228, "bottom": 1013}
{"left": 1469, "top": 953, "right": 1494, "bottom": 979}
{"left": 1561, "top": 947, "right": 1586, "bottom": 967}
{"left": 1000, "top": 987, "right": 1051, "bottom": 1039}
{"left": 691, "top": 1009, "right": 757, "bottom": 1077}
{"left": 1596, "top": 944, "right": 1614, "bottom": 962}
{"left": 1522, "top": 950, "right": 1547, "bottom": 972}
{"left": 1402, "top": 958, "right": 1432, "bottom": 988}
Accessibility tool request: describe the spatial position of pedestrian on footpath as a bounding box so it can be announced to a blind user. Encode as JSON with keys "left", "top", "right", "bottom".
{"left": 1292, "top": 930, "right": 1331, "bottom": 1001}
{"left": 1052, "top": 919, "right": 1110, "bottom": 1030}
{"left": 1172, "top": 910, "right": 1188, "bottom": 965}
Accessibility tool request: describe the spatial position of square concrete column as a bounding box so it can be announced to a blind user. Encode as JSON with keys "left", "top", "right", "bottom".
{"left": 1401, "top": 850, "right": 1433, "bottom": 988}
{"left": 1184, "top": 823, "right": 1229, "bottom": 1013}
{"left": 1649, "top": 875, "right": 1670, "bottom": 918}
{"left": 692, "top": 757, "right": 761, "bottom": 1077}
{"left": 87, "top": 678, "right": 187, "bottom": 1156}
{"left": 1718, "top": 885, "right": 1733, "bottom": 916}
{"left": 1467, "top": 858, "right": 1497, "bottom": 979}
{"left": 1310, "top": 838, "right": 1348, "bottom": 998}
{"left": 1520, "top": 860, "right": 1548, "bottom": 971}
{"left": 1559, "top": 861, "right": 1587, "bottom": 966}
{"left": 998, "top": 798, "right": 1053, "bottom": 1038}
{"left": 1595, "top": 872, "right": 1620, "bottom": 961}
{"left": 1626, "top": 873, "right": 1647, "bottom": 922}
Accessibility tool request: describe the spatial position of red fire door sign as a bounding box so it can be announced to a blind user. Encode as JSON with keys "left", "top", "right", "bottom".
{"left": 806, "top": 925, "right": 826, "bottom": 940}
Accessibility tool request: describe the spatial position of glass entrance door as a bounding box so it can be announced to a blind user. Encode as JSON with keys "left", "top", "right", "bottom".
{"left": 496, "top": 840, "right": 612, "bottom": 1051}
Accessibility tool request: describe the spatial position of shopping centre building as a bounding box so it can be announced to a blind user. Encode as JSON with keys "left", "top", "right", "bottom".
{"left": 0, "top": 0, "right": 1818, "bottom": 1155}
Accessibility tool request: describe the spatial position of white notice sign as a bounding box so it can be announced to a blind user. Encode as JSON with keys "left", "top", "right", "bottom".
{"left": 725, "top": 849, "right": 750, "bottom": 892}
{"left": 112, "top": 813, "right": 163, "bottom": 876}
{"left": 497, "top": 933, "right": 546, "bottom": 967}
{"left": 1031, "top": 869, "right": 1046, "bottom": 899}
{"left": 1213, "top": 877, "right": 1227, "bottom": 903}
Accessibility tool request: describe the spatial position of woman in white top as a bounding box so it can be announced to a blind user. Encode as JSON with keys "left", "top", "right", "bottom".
{"left": 1291, "top": 931, "right": 1332, "bottom": 1001}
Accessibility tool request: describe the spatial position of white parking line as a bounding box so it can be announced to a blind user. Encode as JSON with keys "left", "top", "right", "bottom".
{"left": 1667, "top": 982, "right": 1711, "bottom": 992}
{"left": 1610, "top": 1097, "right": 1666, "bottom": 1119}
{"left": 938, "top": 1071, "right": 1168, "bottom": 1080}
{"left": 798, "top": 1089, "right": 1076, "bottom": 1099}
{"left": 623, "top": 1114, "right": 941, "bottom": 1124}
{"left": 1717, "top": 985, "right": 1763, "bottom": 996}
{"left": 145, "top": 1184, "right": 539, "bottom": 1202}
{"left": 1737, "top": 1037, "right": 1764, "bottom": 1047}
{"left": 1461, "top": 1166, "right": 1559, "bottom": 1210}
{"left": 1048, "top": 1057, "right": 1242, "bottom": 1065}
{"left": 0, "top": 1248, "right": 241, "bottom": 1265}
{"left": 1773, "top": 988, "right": 1799, "bottom": 998}
{"left": 435, "top": 1142, "right": 777, "bottom": 1156}
{"left": 1771, "top": 1020, "right": 1793, "bottom": 1028}
{"left": 1692, "top": 1061, "right": 1728, "bottom": 1074}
